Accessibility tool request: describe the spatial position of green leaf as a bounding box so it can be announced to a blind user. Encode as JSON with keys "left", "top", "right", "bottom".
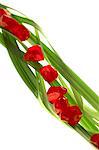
{"left": 36, "top": 72, "right": 59, "bottom": 118}
{"left": 74, "top": 124, "right": 91, "bottom": 141}
{"left": 80, "top": 115, "right": 99, "bottom": 133}
{"left": 2, "top": 30, "right": 38, "bottom": 98}
{"left": 12, "top": 14, "right": 42, "bottom": 32}
{"left": 83, "top": 105, "right": 99, "bottom": 121}
{"left": 0, "top": 32, "right": 5, "bottom": 46}
{"left": 0, "top": 3, "right": 8, "bottom": 9}
{"left": 71, "top": 86, "right": 83, "bottom": 110}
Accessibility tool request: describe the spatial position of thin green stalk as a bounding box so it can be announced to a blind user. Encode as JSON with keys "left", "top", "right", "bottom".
{"left": 71, "top": 86, "right": 83, "bottom": 110}
{"left": 2, "top": 31, "right": 38, "bottom": 98}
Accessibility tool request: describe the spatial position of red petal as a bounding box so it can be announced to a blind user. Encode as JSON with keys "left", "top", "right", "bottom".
{"left": 90, "top": 134, "right": 99, "bottom": 148}
{"left": 61, "top": 111, "right": 70, "bottom": 121}
{"left": 2, "top": 15, "right": 19, "bottom": 28}
{"left": 14, "top": 24, "right": 30, "bottom": 41}
{"left": 47, "top": 92, "right": 61, "bottom": 104}
{"left": 2, "top": 15, "right": 30, "bottom": 41}
{"left": 40, "top": 65, "right": 58, "bottom": 83}
{"left": 24, "top": 45, "right": 44, "bottom": 62}
{"left": 47, "top": 86, "right": 67, "bottom": 95}
{"left": 0, "top": 8, "right": 10, "bottom": 17}
{"left": 67, "top": 105, "right": 82, "bottom": 126}
{"left": 54, "top": 97, "right": 69, "bottom": 115}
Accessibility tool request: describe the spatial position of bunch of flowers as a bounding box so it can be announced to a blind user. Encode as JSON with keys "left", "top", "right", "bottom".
{"left": 0, "top": 4, "right": 99, "bottom": 149}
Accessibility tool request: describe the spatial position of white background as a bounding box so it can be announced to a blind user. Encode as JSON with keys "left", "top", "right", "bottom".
{"left": 0, "top": 0, "right": 98, "bottom": 149}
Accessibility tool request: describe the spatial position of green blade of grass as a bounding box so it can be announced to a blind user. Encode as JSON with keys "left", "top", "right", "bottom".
{"left": 36, "top": 72, "right": 59, "bottom": 118}
{"left": 71, "top": 86, "right": 83, "bottom": 110}
{"left": 2, "top": 31, "right": 38, "bottom": 98}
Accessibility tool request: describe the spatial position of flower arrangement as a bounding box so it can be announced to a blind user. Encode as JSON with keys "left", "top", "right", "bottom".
{"left": 0, "top": 3, "right": 99, "bottom": 149}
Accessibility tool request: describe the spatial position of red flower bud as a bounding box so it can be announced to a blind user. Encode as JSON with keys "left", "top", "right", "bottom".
{"left": 54, "top": 97, "right": 69, "bottom": 115}
{"left": 2, "top": 15, "right": 19, "bottom": 29}
{"left": 47, "top": 92, "right": 61, "bottom": 104}
{"left": 23, "top": 45, "right": 44, "bottom": 62}
{"left": 47, "top": 86, "right": 67, "bottom": 95}
{"left": 90, "top": 134, "right": 99, "bottom": 148}
{"left": 66, "top": 105, "right": 82, "bottom": 126}
{"left": 61, "top": 111, "right": 70, "bottom": 122}
{"left": 0, "top": 9, "right": 10, "bottom": 27}
{"left": 1, "top": 15, "right": 30, "bottom": 41}
{"left": 47, "top": 86, "right": 67, "bottom": 104}
{"left": 0, "top": 8, "right": 10, "bottom": 17}
{"left": 40, "top": 65, "right": 58, "bottom": 83}
{"left": 13, "top": 24, "right": 30, "bottom": 41}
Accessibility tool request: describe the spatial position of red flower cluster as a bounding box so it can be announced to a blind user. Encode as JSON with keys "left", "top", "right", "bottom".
{"left": 24, "top": 45, "right": 44, "bottom": 62}
{"left": 22, "top": 40, "right": 82, "bottom": 126}
{"left": 0, "top": 8, "right": 30, "bottom": 41}
{"left": 40, "top": 65, "right": 58, "bottom": 83}
{"left": 47, "top": 86, "right": 82, "bottom": 126}
{"left": 90, "top": 134, "right": 99, "bottom": 148}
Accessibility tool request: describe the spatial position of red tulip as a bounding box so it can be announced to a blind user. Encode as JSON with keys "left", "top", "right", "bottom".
{"left": 47, "top": 86, "right": 67, "bottom": 95}
{"left": 1, "top": 15, "right": 30, "bottom": 41}
{"left": 61, "top": 106, "right": 82, "bottom": 126}
{"left": 47, "top": 86, "right": 67, "bottom": 104}
{"left": 24, "top": 45, "right": 44, "bottom": 62}
{"left": 13, "top": 24, "right": 30, "bottom": 41}
{"left": 0, "top": 9, "right": 10, "bottom": 27}
{"left": 90, "top": 134, "right": 99, "bottom": 148}
{"left": 40, "top": 65, "right": 58, "bottom": 83}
